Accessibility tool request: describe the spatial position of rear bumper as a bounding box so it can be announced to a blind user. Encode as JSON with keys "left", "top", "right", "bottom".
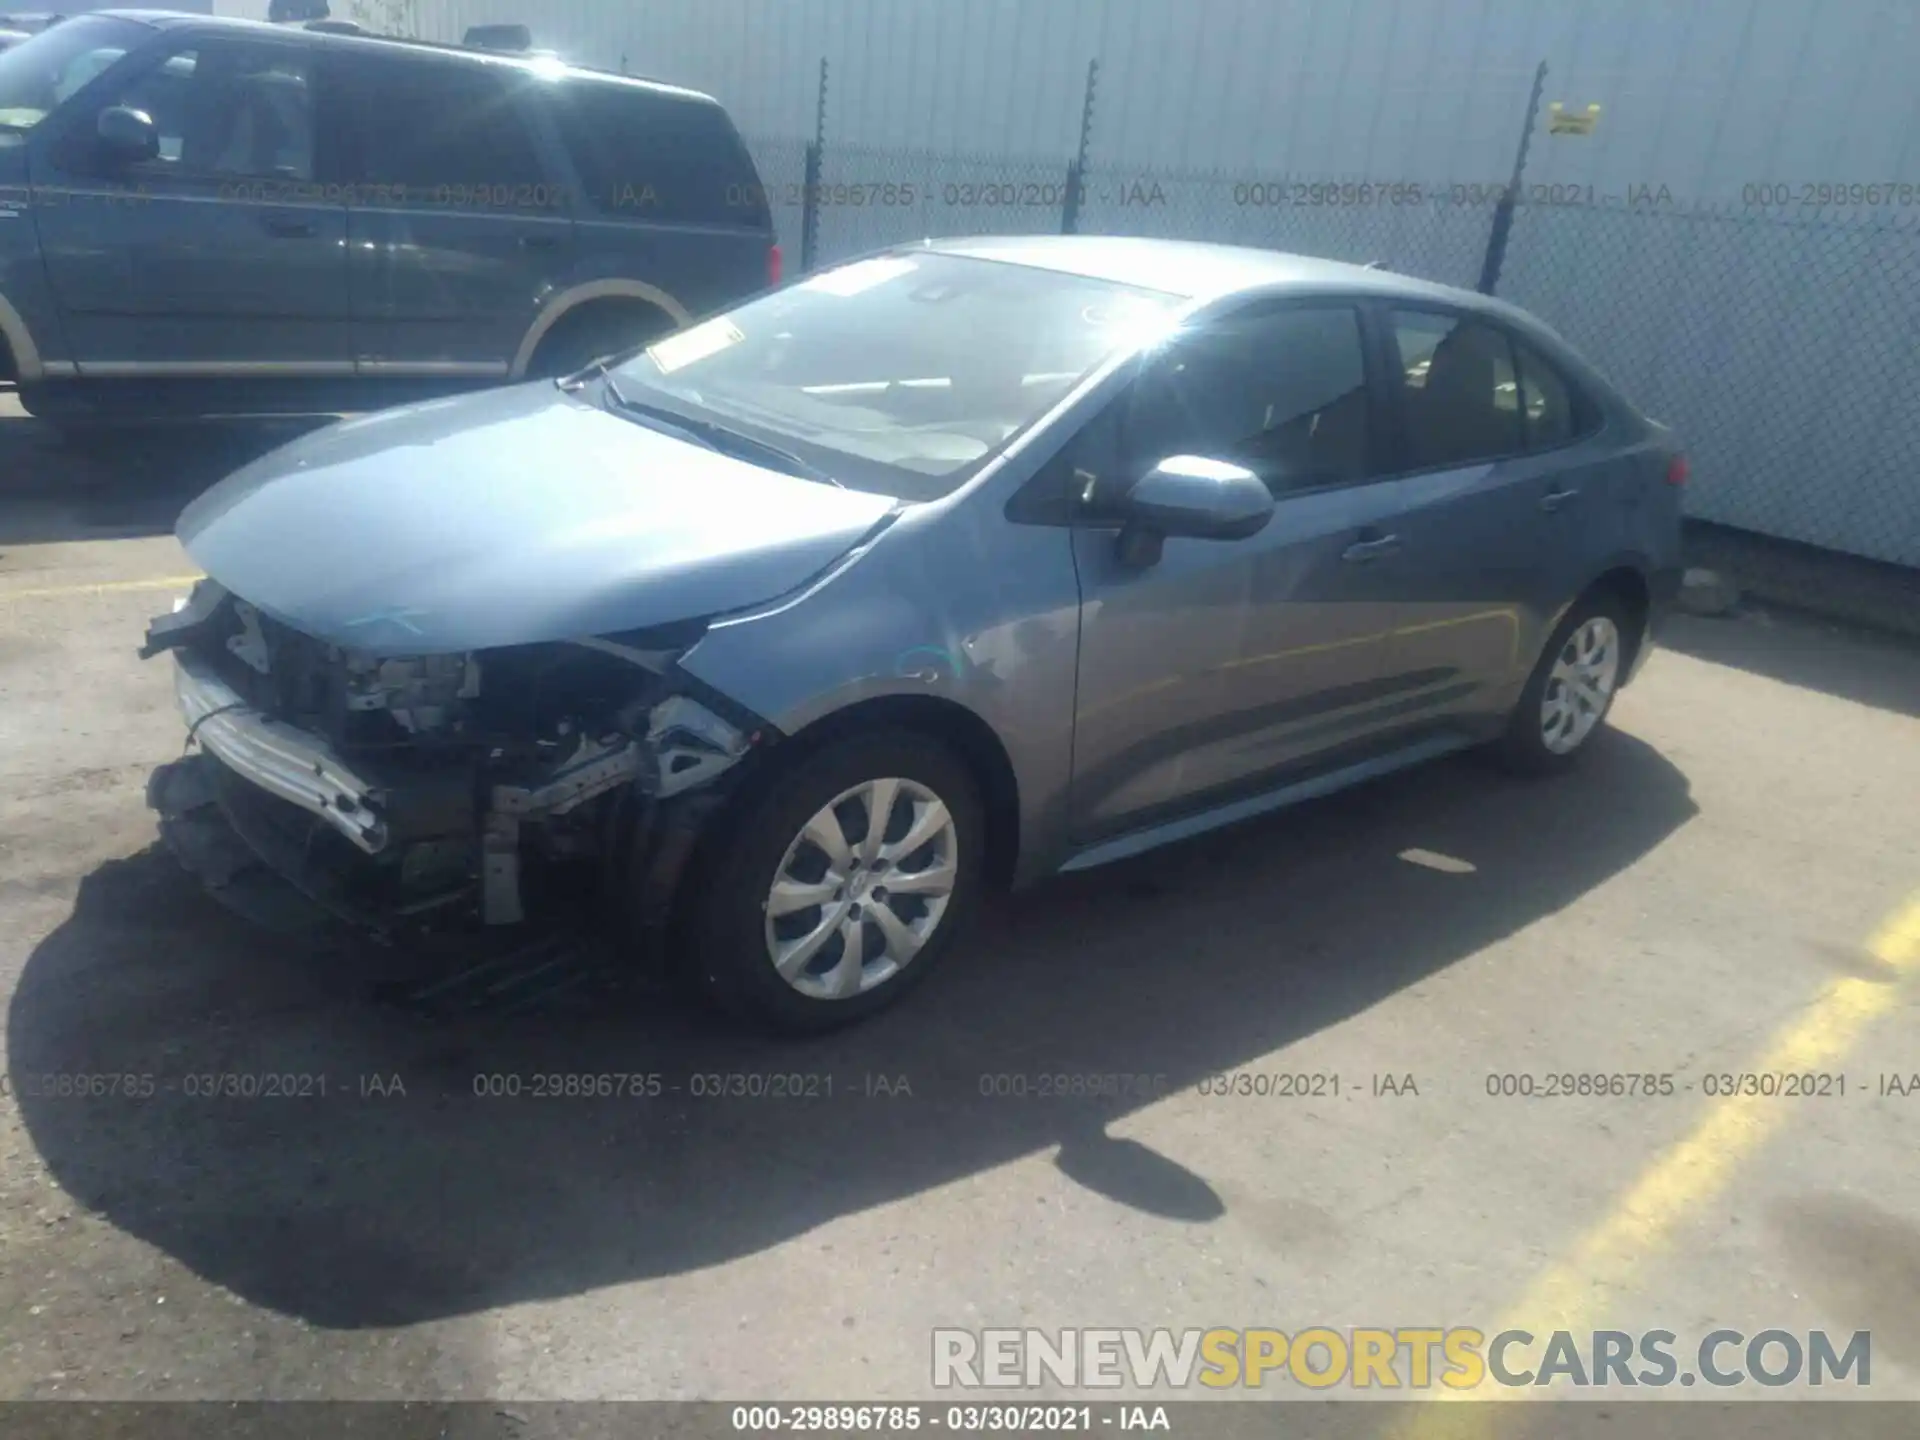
{"left": 171, "top": 647, "right": 389, "bottom": 853}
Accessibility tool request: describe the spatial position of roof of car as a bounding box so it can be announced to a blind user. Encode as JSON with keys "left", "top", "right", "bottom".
{"left": 921, "top": 234, "right": 1528, "bottom": 317}
{"left": 91, "top": 10, "right": 718, "bottom": 101}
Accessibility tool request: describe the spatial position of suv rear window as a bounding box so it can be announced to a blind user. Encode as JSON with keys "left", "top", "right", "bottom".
{"left": 546, "top": 77, "right": 766, "bottom": 228}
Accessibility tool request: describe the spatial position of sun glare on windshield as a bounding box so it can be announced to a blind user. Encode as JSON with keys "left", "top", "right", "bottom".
{"left": 612, "top": 252, "right": 1183, "bottom": 500}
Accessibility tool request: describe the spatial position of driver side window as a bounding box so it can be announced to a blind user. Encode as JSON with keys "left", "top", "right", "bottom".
{"left": 100, "top": 39, "right": 313, "bottom": 180}
{"left": 1117, "top": 304, "right": 1370, "bottom": 497}
{"left": 1009, "top": 302, "right": 1375, "bottom": 527}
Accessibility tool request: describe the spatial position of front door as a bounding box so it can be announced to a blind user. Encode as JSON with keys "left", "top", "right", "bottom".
{"left": 334, "top": 54, "right": 572, "bottom": 378}
{"left": 29, "top": 33, "right": 350, "bottom": 372}
{"left": 1066, "top": 301, "right": 1408, "bottom": 846}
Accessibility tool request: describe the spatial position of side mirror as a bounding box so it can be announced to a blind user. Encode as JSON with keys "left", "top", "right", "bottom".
{"left": 95, "top": 106, "right": 158, "bottom": 165}
{"left": 1114, "top": 455, "right": 1274, "bottom": 567}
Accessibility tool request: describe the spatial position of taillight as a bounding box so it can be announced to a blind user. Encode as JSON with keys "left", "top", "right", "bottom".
{"left": 1665, "top": 454, "right": 1689, "bottom": 486}
{"left": 767, "top": 244, "right": 783, "bottom": 287}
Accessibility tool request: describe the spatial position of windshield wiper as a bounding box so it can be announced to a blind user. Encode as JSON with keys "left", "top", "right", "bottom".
{"left": 556, "top": 355, "right": 622, "bottom": 396}
{"left": 601, "top": 384, "right": 844, "bottom": 488}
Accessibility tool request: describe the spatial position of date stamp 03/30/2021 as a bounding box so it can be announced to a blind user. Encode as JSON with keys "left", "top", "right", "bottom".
{"left": 8, "top": 1068, "right": 1915, "bottom": 1104}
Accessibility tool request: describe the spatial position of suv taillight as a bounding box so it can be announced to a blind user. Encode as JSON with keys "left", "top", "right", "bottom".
{"left": 768, "top": 244, "right": 783, "bottom": 287}
{"left": 1665, "top": 454, "right": 1689, "bottom": 487}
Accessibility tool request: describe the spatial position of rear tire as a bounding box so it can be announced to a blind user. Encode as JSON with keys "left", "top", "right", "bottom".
{"left": 682, "top": 729, "right": 985, "bottom": 1034}
{"left": 1495, "top": 592, "right": 1629, "bottom": 775}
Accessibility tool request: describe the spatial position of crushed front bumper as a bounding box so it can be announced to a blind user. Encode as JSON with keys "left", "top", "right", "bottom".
{"left": 151, "top": 599, "right": 763, "bottom": 945}
{"left": 147, "top": 753, "right": 355, "bottom": 934}
{"left": 171, "top": 646, "right": 390, "bottom": 853}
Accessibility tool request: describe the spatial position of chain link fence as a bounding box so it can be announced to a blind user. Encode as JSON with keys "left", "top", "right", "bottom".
{"left": 744, "top": 79, "right": 1920, "bottom": 609}
{"left": 1069, "top": 170, "right": 1500, "bottom": 293}
{"left": 1498, "top": 200, "right": 1920, "bottom": 574}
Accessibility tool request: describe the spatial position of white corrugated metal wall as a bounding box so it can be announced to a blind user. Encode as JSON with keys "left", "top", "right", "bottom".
{"left": 215, "top": 0, "right": 1917, "bottom": 196}
{"left": 208, "top": 0, "right": 1920, "bottom": 566}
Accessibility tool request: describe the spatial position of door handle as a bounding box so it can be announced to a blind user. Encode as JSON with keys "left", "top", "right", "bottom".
{"left": 518, "top": 233, "right": 561, "bottom": 250}
{"left": 262, "top": 217, "right": 317, "bottom": 238}
{"left": 1341, "top": 532, "right": 1403, "bottom": 563}
{"left": 1539, "top": 485, "right": 1581, "bottom": 513}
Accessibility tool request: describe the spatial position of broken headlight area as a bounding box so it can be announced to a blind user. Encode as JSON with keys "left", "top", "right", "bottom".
{"left": 142, "top": 580, "right": 767, "bottom": 941}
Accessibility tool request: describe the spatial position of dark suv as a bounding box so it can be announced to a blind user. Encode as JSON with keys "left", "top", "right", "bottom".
{"left": 0, "top": 11, "right": 777, "bottom": 422}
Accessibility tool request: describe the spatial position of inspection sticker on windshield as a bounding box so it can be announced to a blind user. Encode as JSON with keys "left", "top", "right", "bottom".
{"left": 800, "top": 256, "right": 919, "bottom": 296}
{"left": 645, "top": 318, "right": 745, "bottom": 374}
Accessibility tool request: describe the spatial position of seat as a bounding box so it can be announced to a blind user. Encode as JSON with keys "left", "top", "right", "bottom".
{"left": 1410, "top": 326, "right": 1511, "bottom": 466}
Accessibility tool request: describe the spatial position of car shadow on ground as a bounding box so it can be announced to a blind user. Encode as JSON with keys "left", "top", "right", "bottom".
{"left": 9, "top": 732, "right": 1695, "bottom": 1329}
{"left": 1658, "top": 611, "right": 1920, "bottom": 719}
{"left": 0, "top": 409, "right": 325, "bottom": 545}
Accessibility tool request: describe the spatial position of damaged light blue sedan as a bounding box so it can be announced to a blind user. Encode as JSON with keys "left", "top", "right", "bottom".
{"left": 143, "top": 236, "right": 1684, "bottom": 1031}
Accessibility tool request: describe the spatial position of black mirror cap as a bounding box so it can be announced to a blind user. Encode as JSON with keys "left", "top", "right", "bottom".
{"left": 1124, "top": 455, "right": 1275, "bottom": 542}
{"left": 95, "top": 105, "right": 158, "bottom": 164}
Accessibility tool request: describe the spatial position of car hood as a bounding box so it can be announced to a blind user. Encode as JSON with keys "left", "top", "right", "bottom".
{"left": 177, "top": 383, "right": 896, "bottom": 656}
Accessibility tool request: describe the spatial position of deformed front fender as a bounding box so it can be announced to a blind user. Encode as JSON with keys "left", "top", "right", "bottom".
{"left": 674, "top": 501, "right": 1085, "bottom": 886}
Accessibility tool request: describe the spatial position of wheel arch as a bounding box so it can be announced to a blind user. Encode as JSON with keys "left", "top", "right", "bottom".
{"left": 0, "top": 293, "right": 41, "bottom": 382}
{"left": 1576, "top": 562, "right": 1653, "bottom": 679}
{"left": 510, "top": 280, "right": 692, "bottom": 379}
{"left": 750, "top": 693, "right": 1022, "bottom": 889}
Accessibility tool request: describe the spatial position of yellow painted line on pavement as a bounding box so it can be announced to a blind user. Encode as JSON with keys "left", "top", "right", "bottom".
{"left": 1872, "top": 894, "right": 1920, "bottom": 972}
{"left": 0, "top": 573, "right": 202, "bottom": 603}
{"left": 1400, "top": 889, "right": 1920, "bottom": 1438}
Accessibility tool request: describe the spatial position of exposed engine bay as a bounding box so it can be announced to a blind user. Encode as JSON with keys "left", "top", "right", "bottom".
{"left": 140, "top": 579, "right": 767, "bottom": 940}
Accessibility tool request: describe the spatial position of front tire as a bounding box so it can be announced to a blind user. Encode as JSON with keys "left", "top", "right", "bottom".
{"left": 684, "top": 729, "right": 985, "bottom": 1034}
{"left": 1495, "top": 593, "right": 1628, "bottom": 774}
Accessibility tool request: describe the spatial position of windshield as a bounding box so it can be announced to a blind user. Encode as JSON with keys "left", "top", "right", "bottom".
{"left": 607, "top": 252, "right": 1183, "bottom": 501}
{"left": 0, "top": 14, "right": 152, "bottom": 132}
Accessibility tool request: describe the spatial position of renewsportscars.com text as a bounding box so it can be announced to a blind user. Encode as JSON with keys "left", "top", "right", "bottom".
{"left": 931, "top": 1327, "right": 1871, "bottom": 1390}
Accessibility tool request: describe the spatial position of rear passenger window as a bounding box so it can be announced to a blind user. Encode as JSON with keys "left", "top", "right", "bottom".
{"left": 1389, "top": 311, "right": 1523, "bottom": 469}
{"left": 547, "top": 78, "right": 765, "bottom": 227}
{"left": 1514, "top": 341, "right": 1597, "bottom": 449}
{"left": 345, "top": 57, "right": 548, "bottom": 203}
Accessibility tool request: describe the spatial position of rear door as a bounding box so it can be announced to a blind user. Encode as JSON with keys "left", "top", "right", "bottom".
{"left": 1366, "top": 307, "right": 1563, "bottom": 724}
{"left": 1507, "top": 335, "right": 1619, "bottom": 589}
{"left": 334, "top": 51, "right": 572, "bottom": 378}
{"left": 29, "top": 29, "right": 351, "bottom": 372}
{"left": 540, "top": 76, "right": 775, "bottom": 327}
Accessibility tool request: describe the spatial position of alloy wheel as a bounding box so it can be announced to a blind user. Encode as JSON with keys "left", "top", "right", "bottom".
{"left": 1540, "top": 615, "right": 1621, "bottom": 754}
{"left": 762, "top": 777, "right": 959, "bottom": 1000}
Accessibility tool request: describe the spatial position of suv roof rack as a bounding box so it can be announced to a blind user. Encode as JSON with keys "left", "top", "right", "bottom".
{"left": 260, "top": 18, "right": 676, "bottom": 84}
